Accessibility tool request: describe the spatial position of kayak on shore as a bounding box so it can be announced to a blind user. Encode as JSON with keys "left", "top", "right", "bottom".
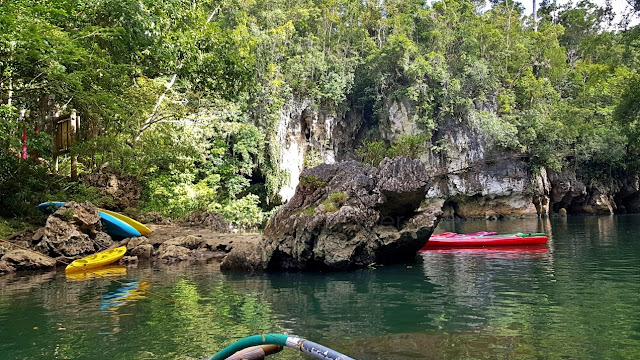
{"left": 421, "top": 231, "right": 548, "bottom": 249}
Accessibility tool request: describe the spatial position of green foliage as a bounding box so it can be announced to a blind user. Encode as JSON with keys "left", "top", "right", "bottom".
{"left": 303, "top": 148, "right": 323, "bottom": 169}
{"left": 615, "top": 74, "right": 640, "bottom": 153}
{"left": 0, "top": 218, "right": 33, "bottom": 238}
{"left": 321, "top": 191, "right": 348, "bottom": 213}
{"left": 472, "top": 111, "right": 520, "bottom": 150}
{"left": 356, "top": 133, "right": 428, "bottom": 166}
{"left": 388, "top": 133, "right": 430, "bottom": 159}
{"left": 213, "top": 194, "right": 265, "bottom": 229}
{"left": 2, "top": 0, "right": 640, "bottom": 225}
{"left": 60, "top": 208, "right": 74, "bottom": 221}
{"left": 356, "top": 140, "right": 388, "bottom": 167}
{"left": 328, "top": 191, "right": 348, "bottom": 205}
{"left": 299, "top": 175, "right": 327, "bottom": 189}
{"left": 295, "top": 205, "right": 317, "bottom": 216}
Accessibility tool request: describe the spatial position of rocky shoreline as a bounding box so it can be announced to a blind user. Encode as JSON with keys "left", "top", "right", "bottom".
{"left": 0, "top": 202, "right": 261, "bottom": 274}
{"left": 1, "top": 158, "right": 446, "bottom": 274}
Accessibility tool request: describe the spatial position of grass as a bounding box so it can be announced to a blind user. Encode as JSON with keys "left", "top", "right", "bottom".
{"left": 299, "top": 175, "right": 327, "bottom": 189}
{"left": 321, "top": 191, "right": 348, "bottom": 213}
{"left": 295, "top": 206, "right": 318, "bottom": 216}
{"left": 0, "top": 218, "right": 34, "bottom": 238}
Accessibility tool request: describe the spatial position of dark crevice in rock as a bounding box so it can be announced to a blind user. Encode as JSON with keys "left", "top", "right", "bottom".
{"left": 376, "top": 189, "right": 426, "bottom": 230}
{"left": 442, "top": 200, "right": 461, "bottom": 219}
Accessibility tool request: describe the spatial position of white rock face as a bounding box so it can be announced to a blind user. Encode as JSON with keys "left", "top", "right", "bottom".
{"left": 273, "top": 97, "right": 633, "bottom": 217}
{"left": 276, "top": 100, "right": 336, "bottom": 201}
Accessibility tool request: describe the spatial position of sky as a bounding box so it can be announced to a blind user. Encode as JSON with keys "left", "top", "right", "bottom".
{"left": 514, "top": 0, "right": 638, "bottom": 29}
{"left": 427, "top": 0, "right": 640, "bottom": 29}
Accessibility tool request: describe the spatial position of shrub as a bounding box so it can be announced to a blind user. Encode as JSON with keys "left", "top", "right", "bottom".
{"left": 321, "top": 191, "right": 348, "bottom": 213}
{"left": 299, "top": 175, "right": 327, "bottom": 189}
{"left": 356, "top": 140, "right": 388, "bottom": 166}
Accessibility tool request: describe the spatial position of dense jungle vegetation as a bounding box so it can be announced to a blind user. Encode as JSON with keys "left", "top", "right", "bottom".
{"left": 1, "top": 0, "right": 639, "bottom": 230}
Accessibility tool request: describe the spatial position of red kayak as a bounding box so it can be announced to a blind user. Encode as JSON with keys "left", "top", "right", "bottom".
{"left": 421, "top": 232, "right": 548, "bottom": 249}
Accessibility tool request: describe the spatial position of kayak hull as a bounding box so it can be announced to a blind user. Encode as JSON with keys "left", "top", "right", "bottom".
{"left": 98, "top": 208, "right": 152, "bottom": 236}
{"left": 65, "top": 246, "right": 127, "bottom": 273}
{"left": 37, "top": 202, "right": 142, "bottom": 238}
{"left": 422, "top": 232, "right": 548, "bottom": 249}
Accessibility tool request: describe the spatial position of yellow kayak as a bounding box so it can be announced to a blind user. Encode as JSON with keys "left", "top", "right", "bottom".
{"left": 65, "top": 246, "right": 127, "bottom": 273}
{"left": 98, "top": 209, "right": 152, "bottom": 236}
{"left": 65, "top": 264, "right": 127, "bottom": 281}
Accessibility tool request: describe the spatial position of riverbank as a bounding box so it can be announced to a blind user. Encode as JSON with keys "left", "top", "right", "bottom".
{"left": 0, "top": 210, "right": 261, "bottom": 274}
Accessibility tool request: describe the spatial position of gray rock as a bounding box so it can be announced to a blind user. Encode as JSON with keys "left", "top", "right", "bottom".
{"left": 157, "top": 245, "right": 193, "bottom": 263}
{"left": 220, "top": 242, "right": 264, "bottom": 272}
{"left": 119, "top": 255, "right": 138, "bottom": 264}
{"left": 53, "top": 201, "right": 102, "bottom": 233}
{"left": 34, "top": 216, "right": 96, "bottom": 257}
{"left": 131, "top": 244, "right": 153, "bottom": 259}
{"left": 224, "top": 157, "right": 442, "bottom": 272}
{"left": 1, "top": 249, "right": 56, "bottom": 270}
{"left": 126, "top": 236, "right": 149, "bottom": 250}
{"left": 33, "top": 202, "right": 113, "bottom": 257}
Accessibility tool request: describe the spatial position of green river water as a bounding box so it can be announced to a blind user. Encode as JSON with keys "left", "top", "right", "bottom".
{"left": 1, "top": 215, "right": 640, "bottom": 359}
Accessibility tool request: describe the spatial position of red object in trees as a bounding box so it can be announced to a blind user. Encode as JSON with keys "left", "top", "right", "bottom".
{"left": 21, "top": 124, "right": 27, "bottom": 160}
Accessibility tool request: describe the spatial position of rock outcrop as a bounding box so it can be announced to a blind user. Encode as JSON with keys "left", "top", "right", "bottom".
{"left": 81, "top": 171, "right": 142, "bottom": 210}
{"left": 33, "top": 202, "right": 115, "bottom": 257}
{"left": 1, "top": 202, "right": 116, "bottom": 273}
{"left": 276, "top": 96, "right": 640, "bottom": 219}
{"left": 0, "top": 250, "right": 56, "bottom": 272}
{"left": 181, "top": 211, "right": 229, "bottom": 232}
{"left": 222, "top": 158, "right": 442, "bottom": 272}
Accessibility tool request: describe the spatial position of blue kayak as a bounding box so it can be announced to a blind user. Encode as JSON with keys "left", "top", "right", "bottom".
{"left": 37, "top": 201, "right": 142, "bottom": 238}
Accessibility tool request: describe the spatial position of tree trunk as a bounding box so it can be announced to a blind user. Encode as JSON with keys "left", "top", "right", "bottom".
{"left": 71, "top": 155, "right": 78, "bottom": 181}
{"left": 133, "top": 7, "right": 219, "bottom": 144}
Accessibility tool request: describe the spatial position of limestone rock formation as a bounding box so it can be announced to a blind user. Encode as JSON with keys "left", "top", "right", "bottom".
{"left": 34, "top": 202, "right": 114, "bottom": 257}
{"left": 81, "top": 171, "right": 142, "bottom": 210}
{"left": 222, "top": 158, "right": 442, "bottom": 272}
{"left": 181, "top": 211, "right": 229, "bottom": 232}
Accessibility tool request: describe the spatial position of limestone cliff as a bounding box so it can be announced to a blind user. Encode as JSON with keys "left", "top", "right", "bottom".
{"left": 273, "top": 97, "right": 640, "bottom": 218}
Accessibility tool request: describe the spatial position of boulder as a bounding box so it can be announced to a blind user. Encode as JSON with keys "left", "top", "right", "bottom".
{"left": 131, "top": 244, "right": 154, "bottom": 259}
{"left": 33, "top": 202, "right": 111, "bottom": 257}
{"left": 0, "top": 249, "right": 56, "bottom": 271}
{"left": 220, "top": 242, "right": 263, "bottom": 272}
{"left": 224, "top": 157, "right": 442, "bottom": 272}
{"left": 181, "top": 211, "right": 229, "bottom": 232}
{"left": 125, "top": 236, "right": 149, "bottom": 250}
{"left": 34, "top": 216, "right": 96, "bottom": 257}
{"left": 157, "top": 245, "right": 193, "bottom": 263}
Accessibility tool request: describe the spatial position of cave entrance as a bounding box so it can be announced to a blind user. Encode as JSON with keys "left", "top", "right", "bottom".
{"left": 442, "top": 200, "right": 461, "bottom": 219}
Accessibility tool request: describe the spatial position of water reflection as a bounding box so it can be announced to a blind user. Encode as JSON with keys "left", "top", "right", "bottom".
{"left": 1, "top": 216, "right": 640, "bottom": 360}
{"left": 101, "top": 280, "right": 150, "bottom": 312}
{"left": 66, "top": 264, "right": 127, "bottom": 281}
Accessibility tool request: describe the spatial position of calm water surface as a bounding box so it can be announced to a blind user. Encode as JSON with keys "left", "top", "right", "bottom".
{"left": 1, "top": 215, "right": 640, "bottom": 359}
